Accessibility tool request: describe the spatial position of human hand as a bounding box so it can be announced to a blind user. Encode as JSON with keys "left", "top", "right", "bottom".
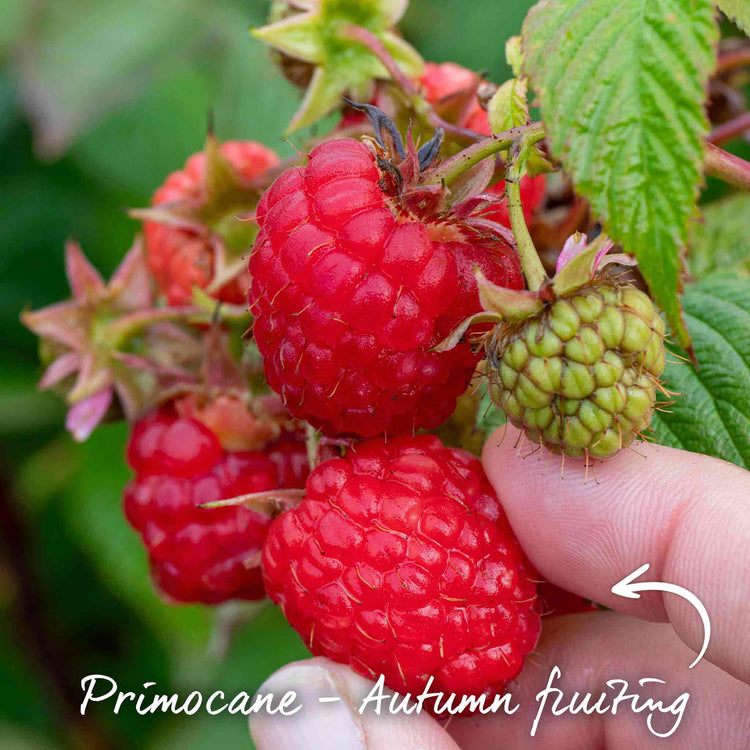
{"left": 249, "top": 428, "right": 750, "bottom": 749}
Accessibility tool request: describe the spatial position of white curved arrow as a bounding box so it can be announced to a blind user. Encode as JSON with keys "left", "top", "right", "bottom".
{"left": 611, "top": 563, "right": 711, "bottom": 669}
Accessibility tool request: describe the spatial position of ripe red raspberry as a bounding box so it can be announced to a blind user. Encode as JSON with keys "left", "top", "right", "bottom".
{"left": 144, "top": 141, "right": 279, "bottom": 306}
{"left": 418, "top": 62, "right": 546, "bottom": 227}
{"left": 249, "top": 137, "right": 523, "bottom": 438}
{"left": 419, "top": 61, "right": 492, "bottom": 135}
{"left": 124, "top": 401, "right": 308, "bottom": 604}
{"left": 262, "top": 434, "right": 541, "bottom": 705}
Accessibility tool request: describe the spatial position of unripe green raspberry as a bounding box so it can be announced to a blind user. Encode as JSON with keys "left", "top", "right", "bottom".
{"left": 486, "top": 280, "right": 665, "bottom": 459}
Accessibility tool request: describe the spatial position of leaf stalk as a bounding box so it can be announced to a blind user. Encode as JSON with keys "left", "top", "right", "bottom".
{"left": 427, "top": 122, "right": 546, "bottom": 187}
{"left": 704, "top": 142, "right": 750, "bottom": 189}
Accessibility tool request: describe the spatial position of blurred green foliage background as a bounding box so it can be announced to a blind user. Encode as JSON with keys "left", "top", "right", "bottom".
{"left": 0, "top": 0, "right": 535, "bottom": 746}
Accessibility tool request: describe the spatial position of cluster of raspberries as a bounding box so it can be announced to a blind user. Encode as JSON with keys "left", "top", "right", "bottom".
{"left": 120, "top": 61, "right": 618, "bottom": 709}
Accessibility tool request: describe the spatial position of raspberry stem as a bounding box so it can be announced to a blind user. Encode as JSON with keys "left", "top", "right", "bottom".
{"left": 105, "top": 307, "right": 210, "bottom": 348}
{"left": 704, "top": 142, "right": 750, "bottom": 190}
{"left": 708, "top": 112, "right": 750, "bottom": 146}
{"left": 505, "top": 140, "right": 548, "bottom": 292}
{"left": 715, "top": 46, "right": 750, "bottom": 75}
{"left": 424, "top": 122, "right": 545, "bottom": 187}
{"left": 305, "top": 422, "right": 320, "bottom": 471}
{"left": 426, "top": 123, "right": 549, "bottom": 291}
{"left": 506, "top": 177, "right": 546, "bottom": 291}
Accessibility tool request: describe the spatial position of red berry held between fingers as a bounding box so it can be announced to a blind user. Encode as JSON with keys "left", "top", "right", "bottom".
{"left": 262, "top": 434, "right": 541, "bottom": 708}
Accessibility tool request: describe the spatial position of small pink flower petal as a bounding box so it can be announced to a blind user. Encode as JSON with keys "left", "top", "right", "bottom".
{"left": 109, "top": 238, "right": 154, "bottom": 311}
{"left": 591, "top": 239, "right": 616, "bottom": 272}
{"left": 65, "top": 239, "right": 106, "bottom": 299}
{"left": 555, "top": 232, "right": 588, "bottom": 274}
{"left": 68, "top": 353, "right": 111, "bottom": 403}
{"left": 65, "top": 387, "right": 113, "bottom": 442}
{"left": 38, "top": 352, "right": 81, "bottom": 390}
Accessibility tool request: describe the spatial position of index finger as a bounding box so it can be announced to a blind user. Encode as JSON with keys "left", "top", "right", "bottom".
{"left": 482, "top": 426, "right": 750, "bottom": 683}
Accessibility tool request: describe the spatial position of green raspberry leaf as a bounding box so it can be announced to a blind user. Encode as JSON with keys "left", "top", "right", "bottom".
{"left": 505, "top": 36, "right": 525, "bottom": 79}
{"left": 651, "top": 274, "right": 750, "bottom": 469}
{"left": 522, "top": 0, "right": 718, "bottom": 352}
{"left": 716, "top": 0, "right": 750, "bottom": 34}
{"left": 689, "top": 193, "right": 750, "bottom": 281}
{"left": 488, "top": 77, "right": 530, "bottom": 134}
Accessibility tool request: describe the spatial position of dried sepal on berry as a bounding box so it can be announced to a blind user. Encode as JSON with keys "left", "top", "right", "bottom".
{"left": 160, "top": 324, "right": 300, "bottom": 453}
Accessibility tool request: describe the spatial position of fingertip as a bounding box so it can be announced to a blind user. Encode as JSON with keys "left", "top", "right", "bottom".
{"left": 249, "top": 658, "right": 367, "bottom": 750}
{"left": 449, "top": 611, "right": 750, "bottom": 749}
{"left": 481, "top": 425, "right": 716, "bottom": 610}
{"left": 481, "top": 426, "right": 750, "bottom": 681}
{"left": 249, "top": 658, "right": 459, "bottom": 750}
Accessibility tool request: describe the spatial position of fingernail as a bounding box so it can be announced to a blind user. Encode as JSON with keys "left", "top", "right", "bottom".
{"left": 249, "top": 660, "right": 366, "bottom": 750}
